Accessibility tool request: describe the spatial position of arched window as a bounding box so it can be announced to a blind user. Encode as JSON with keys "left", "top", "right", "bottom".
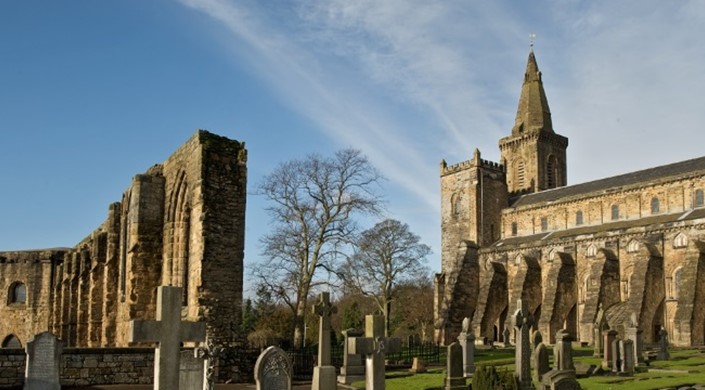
{"left": 547, "top": 249, "right": 556, "bottom": 263}
{"left": 586, "top": 244, "right": 597, "bottom": 258}
{"left": 546, "top": 155, "right": 560, "bottom": 189}
{"left": 516, "top": 160, "right": 526, "bottom": 188}
{"left": 511, "top": 222, "right": 518, "bottom": 236}
{"left": 696, "top": 189, "right": 704, "bottom": 207}
{"left": 1, "top": 335, "right": 21, "bottom": 348}
{"left": 611, "top": 204, "right": 619, "bottom": 221}
{"left": 8, "top": 282, "right": 26, "bottom": 304}
{"left": 674, "top": 232, "right": 688, "bottom": 248}
{"left": 627, "top": 239, "right": 639, "bottom": 253}
{"left": 651, "top": 197, "right": 660, "bottom": 214}
{"left": 575, "top": 210, "right": 583, "bottom": 226}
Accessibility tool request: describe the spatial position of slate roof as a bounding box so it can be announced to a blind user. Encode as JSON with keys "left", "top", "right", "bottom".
{"left": 510, "top": 155, "right": 705, "bottom": 208}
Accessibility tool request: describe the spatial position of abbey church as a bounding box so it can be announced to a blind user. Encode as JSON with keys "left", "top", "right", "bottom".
{"left": 435, "top": 51, "right": 705, "bottom": 348}
{"left": 0, "top": 131, "right": 247, "bottom": 349}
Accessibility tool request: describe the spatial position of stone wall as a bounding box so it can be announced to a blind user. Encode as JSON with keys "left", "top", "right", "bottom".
{"left": 0, "top": 348, "right": 155, "bottom": 388}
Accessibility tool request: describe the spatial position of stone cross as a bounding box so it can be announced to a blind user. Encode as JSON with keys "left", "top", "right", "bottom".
{"left": 457, "top": 317, "right": 475, "bottom": 376}
{"left": 312, "top": 292, "right": 337, "bottom": 390}
{"left": 513, "top": 299, "right": 533, "bottom": 390}
{"left": 129, "top": 286, "right": 207, "bottom": 390}
{"left": 658, "top": 327, "right": 670, "bottom": 360}
{"left": 349, "top": 315, "right": 401, "bottom": 390}
{"left": 24, "top": 332, "right": 63, "bottom": 390}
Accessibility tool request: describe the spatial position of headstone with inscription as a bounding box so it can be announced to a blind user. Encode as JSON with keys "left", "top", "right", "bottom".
{"left": 255, "top": 346, "right": 292, "bottom": 390}
{"left": 179, "top": 350, "right": 205, "bottom": 390}
{"left": 129, "top": 286, "right": 207, "bottom": 390}
{"left": 338, "top": 328, "right": 365, "bottom": 384}
{"left": 24, "top": 332, "right": 63, "bottom": 390}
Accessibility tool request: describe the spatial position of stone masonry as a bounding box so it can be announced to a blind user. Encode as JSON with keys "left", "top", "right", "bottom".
{"left": 435, "top": 50, "right": 705, "bottom": 348}
{"left": 0, "top": 130, "right": 247, "bottom": 349}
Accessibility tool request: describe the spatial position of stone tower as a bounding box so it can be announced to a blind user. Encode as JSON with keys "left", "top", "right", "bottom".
{"left": 499, "top": 50, "right": 568, "bottom": 194}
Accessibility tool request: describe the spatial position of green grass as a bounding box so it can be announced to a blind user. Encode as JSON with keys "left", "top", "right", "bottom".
{"left": 348, "top": 347, "right": 705, "bottom": 390}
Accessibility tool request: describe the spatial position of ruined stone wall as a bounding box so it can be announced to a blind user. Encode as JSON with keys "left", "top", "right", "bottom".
{"left": 0, "top": 250, "right": 62, "bottom": 349}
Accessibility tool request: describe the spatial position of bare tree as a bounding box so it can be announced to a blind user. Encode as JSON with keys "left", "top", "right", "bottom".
{"left": 341, "top": 219, "right": 431, "bottom": 336}
{"left": 254, "top": 149, "right": 382, "bottom": 349}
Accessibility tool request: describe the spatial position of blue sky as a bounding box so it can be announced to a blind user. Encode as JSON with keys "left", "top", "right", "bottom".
{"left": 1, "top": 1, "right": 704, "bottom": 281}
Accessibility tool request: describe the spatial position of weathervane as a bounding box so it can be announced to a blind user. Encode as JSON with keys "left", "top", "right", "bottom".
{"left": 529, "top": 33, "right": 536, "bottom": 49}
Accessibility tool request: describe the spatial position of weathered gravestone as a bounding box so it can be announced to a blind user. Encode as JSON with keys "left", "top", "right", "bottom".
{"left": 179, "top": 350, "right": 205, "bottom": 390}
{"left": 409, "top": 357, "right": 427, "bottom": 374}
{"left": 24, "top": 332, "right": 63, "bottom": 390}
{"left": 503, "top": 327, "right": 512, "bottom": 347}
{"left": 129, "top": 286, "right": 207, "bottom": 390}
{"left": 531, "top": 330, "right": 543, "bottom": 352}
{"left": 602, "top": 330, "right": 618, "bottom": 369}
{"left": 593, "top": 325, "right": 602, "bottom": 358}
{"left": 611, "top": 338, "right": 621, "bottom": 374}
{"left": 444, "top": 342, "right": 466, "bottom": 390}
{"left": 349, "top": 315, "right": 401, "bottom": 390}
{"left": 338, "top": 328, "right": 365, "bottom": 384}
{"left": 312, "top": 292, "right": 337, "bottom": 390}
{"left": 658, "top": 327, "right": 670, "bottom": 360}
{"left": 620, "top": 340, "right": 634, "bottom": 375}
{"left": 554, "top": 329, "right": 574, "bottom": 371}
{"left": 540, "top": 369, "right": 581, "bottom": 390}
{"left": 457, "top": 317, "right": 475, "bottom": 377}
{"left": 532, "top": 342, "right": 550, "bottom": 383}
{"left": 254, "top": 346, "right": 292, "bottom": 390}
{"left": 513, "top": 299, "right": 533, "bottom": 390}
{"left": 625, "top": 314, "right": 644, "bottom": 365}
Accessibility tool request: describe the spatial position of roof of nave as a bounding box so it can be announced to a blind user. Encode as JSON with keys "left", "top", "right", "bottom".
{"left": 510, "top": 155, "right": 705, "bottom": 208}
{"left": 492, "top": 207, "right": 705, "bottom": 249}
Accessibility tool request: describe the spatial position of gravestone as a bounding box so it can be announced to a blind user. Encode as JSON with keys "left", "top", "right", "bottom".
{"left": 625, "top": 326, "right": 643, "bottom": 365}
{"left": 532, "top": 342, "right": 550, "bottom": 383}
{"left": 658, "top": 327, "right": 670, "bottom": 360}
{"left": 348, "top": 315, "right": 401, "bottom": 390}
{"left": 338, "top": 328, "right": 365, "bottom": 385}
{"left": 611, "top": 338, "right": 621, "bottom": 374}
{"left": 457, "top": 317, "right": 475, "bottom": 377}
{"left": 593, "top": 325, "right": 602, "bottom": 358}
{"left": 444, "top": 342, "right": 466, "bottom": 390}
{"left": 311, "top": 292, "right": 337, "bottom": 390}
{"left": 620, "top": 340, "right": 634, "bottom": 375}
{"left": 513, "top": 299, "right": 533, "bottom": 390}
{"left": 503, "top": 327, "right": 512, "bottom": 346}
{"left": 553, "top": 329, "right": 574, "bottom": 371}
{"left": 24, "top": 332, "right": 63, "bottom": 390}
{"left": 602, "top": 330, "right": 617, "bottom": 369}
{"left": 254, "top": 346, "right": 292, "bottom": 390}
{"left": 179, "top": 350, "right": 205, "bottom": 390}
{"left": 409, "top": 357, "right": 427, "bottom": 374}
{"left": 540, "top": 369, "right": 581, "bottom": 390}
{"left": 129, "top": 286, "right": 207, "bottom": 390}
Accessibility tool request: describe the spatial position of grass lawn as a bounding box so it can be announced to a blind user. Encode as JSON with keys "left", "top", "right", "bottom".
{"left": 348, "top": 347, "right": 705, "bottom": 390}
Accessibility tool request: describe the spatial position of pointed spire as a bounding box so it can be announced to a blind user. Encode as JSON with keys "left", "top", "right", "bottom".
{"left": 511, "top": 50, "right": 553, "bottom": 135}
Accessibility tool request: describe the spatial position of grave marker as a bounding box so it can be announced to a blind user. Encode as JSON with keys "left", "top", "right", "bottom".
{"left": 444, "top": 342, "right": 466, "bottom": 390}
{"left": 532, "top": 342, "right": 550, "bottom": 383}
{"left": 457, "top": 317, "right": 475, "bottom": 377}
{"left": 658, "top": 327, "right": 670, "bottom": 360}
{"left": 513, "top": 299, "right": 533, "bottom": 390}
{"left": 254, "top": 346, "right": 292, "bottom": 390}
{"left": 24, "top": 332, "right": 63, "bottom": 390}
{"left": 311, "top": 292, "right": 337, "bottom": 390}
{"left": 348, "top": 315, "right": 401, "bottom": 390}
{"left": 338, "top": 328, "right": 365, "bottom": 385}
{"left": 129, "top": 286, "right": 206, "bottom": 390}
{"left": 179, "top": 350, "right": 205, "bottom": 390}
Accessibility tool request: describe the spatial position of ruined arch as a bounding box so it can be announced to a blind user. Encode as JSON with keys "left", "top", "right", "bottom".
{"left": 473, "top": 261, "right": 508, "bottom": 342}
{"left": 1, "top": 335, "right": 21, "bottom": 348}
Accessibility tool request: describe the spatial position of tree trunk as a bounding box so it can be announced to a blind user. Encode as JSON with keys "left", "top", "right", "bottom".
{"left": 293, "top": 297, "right": 308, "bottom": 349}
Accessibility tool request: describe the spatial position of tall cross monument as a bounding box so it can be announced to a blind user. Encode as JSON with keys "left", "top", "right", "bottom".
{"left": 349, "top": 315, "right": 401, "bottom": 390}
{"left": 311, "top": 292, "right": 337, "bottom": 390}
{"left": 513, "top": 299, "right": 533, "bottom": 390}
{"left": 129, "top": 286, "right": 207, "bottom": 390}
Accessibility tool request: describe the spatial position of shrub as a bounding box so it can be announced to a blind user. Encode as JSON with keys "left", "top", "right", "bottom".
{"left": 472, "top": 365, "right": 519, "bottom": 390}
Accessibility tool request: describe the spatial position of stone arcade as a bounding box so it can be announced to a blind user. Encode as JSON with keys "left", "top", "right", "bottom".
{"left": 0, "top": 131, "right": 247, "bottom": 348}
{"left": 435, "top": 49, "right": 705, "bottom": 348}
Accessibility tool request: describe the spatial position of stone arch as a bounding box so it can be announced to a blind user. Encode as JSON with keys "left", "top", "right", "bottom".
{"left": 625, "top": 242, "right": 665, "bottom": 343}
{"left": 578, "top": 248, "right": 620, "bottom": 343}
{"left": 1, "top": 334, "right": 21, "bottom": 348}
{"left": 7, "top": 281, "right": 26, "bottom": 304}
{"left": 626, "top": 239, "right": 640, "bottom": 253}
{"left": 165, "top": 170, "right": 192, "bottom": 305}
{"left": 674, "top": 232, "right": 688, "bottom": 249}
{"left": 508, "top": 254, "right": 542, "bottom": 334}
{"left": 539, "top": 252, "right": 577, "bottom": 342}
{"left": 473, "top": 261, "right": 508, "bottom": 342}
{"left": 586, "top": 244, "right": 597, "bottom": 258}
